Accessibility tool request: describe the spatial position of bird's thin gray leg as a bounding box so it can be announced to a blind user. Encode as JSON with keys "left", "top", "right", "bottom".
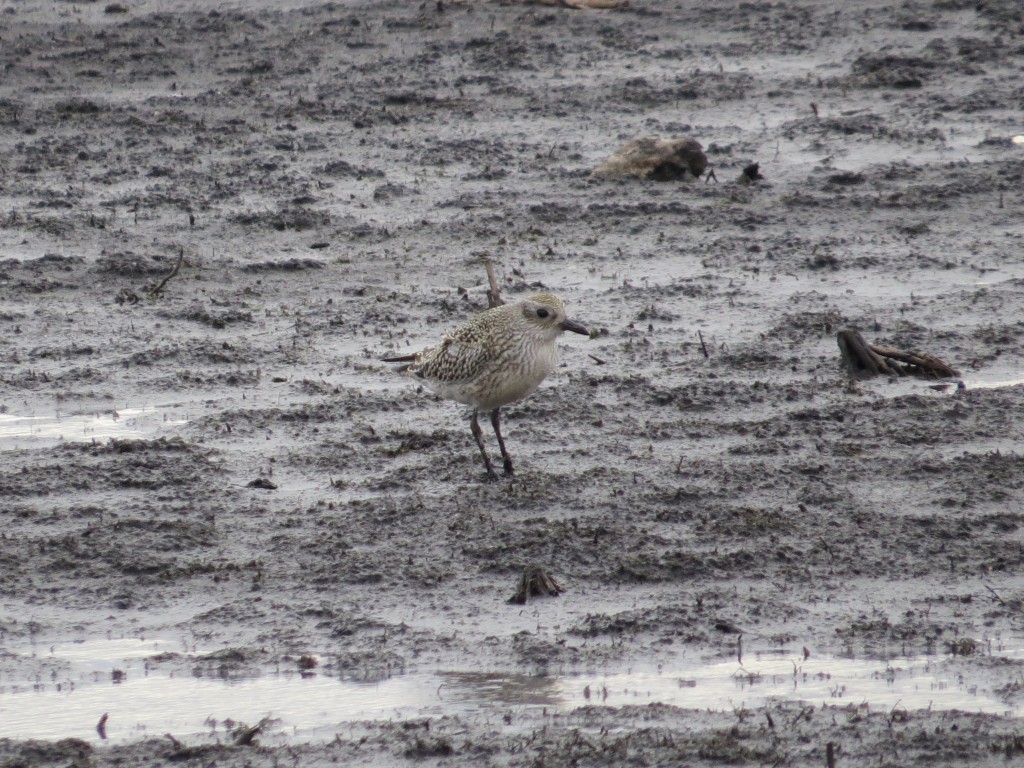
{"left": 470, "top": 409, "right": 498, "bottom": 481}
{"left": 490, "top": 408, "right": 514, "bottom": 475}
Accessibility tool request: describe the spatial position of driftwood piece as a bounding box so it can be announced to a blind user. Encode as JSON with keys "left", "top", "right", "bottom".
{"left": 837, "top": 330, "right": 898, "bottom": 378}
{"left": 868, "top": 345, "right": 961, "bottom": 378}
{"left": 837, "top": 330, "right": 960, "bottom": 380}
{"left": 508, "top": 566, "right": 563, "bottom": 605}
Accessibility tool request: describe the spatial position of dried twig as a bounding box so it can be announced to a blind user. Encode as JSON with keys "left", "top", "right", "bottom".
{"left": 484, "top": 259, "right": 504, "bottom": 308}
{"left": 985, "top": 583, "right": 1006, "bottom": 605}
{"left": 789, "top": 705, "right": 814, "bottom": 727}
{"left": 148, "top": 248, "right": 185, "bottom": 298}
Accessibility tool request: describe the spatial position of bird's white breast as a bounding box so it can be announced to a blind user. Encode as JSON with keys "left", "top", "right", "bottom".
{"left": 431, "top": 336, "right": 559, "bottom": 411}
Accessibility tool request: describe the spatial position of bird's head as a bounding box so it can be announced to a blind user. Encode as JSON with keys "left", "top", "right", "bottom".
{"left": 519, "top": 293, "right": 589, "bottom": 337}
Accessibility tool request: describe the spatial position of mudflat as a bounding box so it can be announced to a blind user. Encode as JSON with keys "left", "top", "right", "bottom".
{"left": 2, "top": 0, "right": 1023, "bottom": 765}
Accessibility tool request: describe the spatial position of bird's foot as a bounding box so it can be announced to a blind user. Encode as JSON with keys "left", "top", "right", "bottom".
{"left": 483, "top": 466, "right": 500, "bottom": 482}
{"left": 502, "top": 459, "right": 514, "bottom": 475}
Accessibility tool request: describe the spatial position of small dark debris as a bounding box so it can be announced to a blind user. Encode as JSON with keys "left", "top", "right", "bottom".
{"left": 948, "top": 638, "right": 979, "bottom": 656}
{"left": 233, "top": 717, "right": 273, "bottom": 746}
{"left": 247, "top": 478, "right": 278, "bottom": 490}
{"left": 404, "top": 736, "right": 454, "bottom": 759}
{"left": 900, "top": 19, "right": 934, "bottom": 31}
{"left": 386, "top": 431, "right": 448, "bottom": 457}
{"left": 115, "top": 288, "right": 140, "bottom": 305}
{"left": 740, "top": 162, "right": 762, "bottom": 183}
{"left": 827, "top": 171, "right": 865, "bottom": 186}
{"left": 808, "top": 252, "right": 840, "bottom": 270}
{"left": 373, "top": 183, "right": 414, "bottom": 201}
{"left": 242, "top": 258, "right": 324, "bottom": 272}
{"left": 54, "top": 99, "right": 101, "bottom": 116}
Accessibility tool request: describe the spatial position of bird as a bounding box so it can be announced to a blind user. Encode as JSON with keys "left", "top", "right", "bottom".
{"left": 383, "top": 293, "right": 589, "bottom": 480}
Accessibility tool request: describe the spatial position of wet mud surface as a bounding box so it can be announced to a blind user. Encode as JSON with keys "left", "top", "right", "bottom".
{"left": 2, "top": 0, "right": 1024, "bottom": 764}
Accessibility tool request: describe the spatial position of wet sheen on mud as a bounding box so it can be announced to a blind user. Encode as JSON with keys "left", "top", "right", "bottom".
{"left": 0, "top": 406, "right": 190, "bottom": 449}
{"left": 1, "top": 638, "right": 1017, "bottom": 745}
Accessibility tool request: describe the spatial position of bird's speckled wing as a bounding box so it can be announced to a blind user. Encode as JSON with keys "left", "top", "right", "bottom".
{"left": 412, "top": 326, "right": 497, "bottom": 384}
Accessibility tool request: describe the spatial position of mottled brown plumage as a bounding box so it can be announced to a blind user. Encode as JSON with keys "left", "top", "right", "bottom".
{"left": 384, "top": 293, "right": 588, "bottom": 480}
{"left": 591, "top": 136, "right": 707, "bottom": 181}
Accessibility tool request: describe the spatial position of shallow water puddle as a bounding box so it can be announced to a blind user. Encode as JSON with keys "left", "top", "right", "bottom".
{"left": 959, "top": 376, "right": 1024, "bottom": 391}
{"left": 0, "top": 639, "right": 1018, "bottom": 744}
{"left": 861, "top": 368, "right": 1024, "bottom": 399}
{"left": 0, "top": 405, "right": 189, "bottom": 449}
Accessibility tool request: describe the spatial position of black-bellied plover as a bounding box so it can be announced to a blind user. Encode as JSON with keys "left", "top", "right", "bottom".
{"left": 384, "top": 293, "right": 589, "bottom": 480}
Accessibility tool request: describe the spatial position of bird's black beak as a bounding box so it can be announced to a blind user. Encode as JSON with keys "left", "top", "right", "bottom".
{"left": 560, "top": 317, "right": 590, "bottom": 336}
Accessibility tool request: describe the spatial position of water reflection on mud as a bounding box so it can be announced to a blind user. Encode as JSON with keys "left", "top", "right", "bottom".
{"left": 0, "top": 406, "right": 189, "bottom": 449}
{"left": 1, "top": 638, "right": 1017, "bottom": 745}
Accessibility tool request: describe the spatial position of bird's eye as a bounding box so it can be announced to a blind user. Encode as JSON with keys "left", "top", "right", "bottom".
{"left": 536, "top": 308, "right": 550, "bottom": 319}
